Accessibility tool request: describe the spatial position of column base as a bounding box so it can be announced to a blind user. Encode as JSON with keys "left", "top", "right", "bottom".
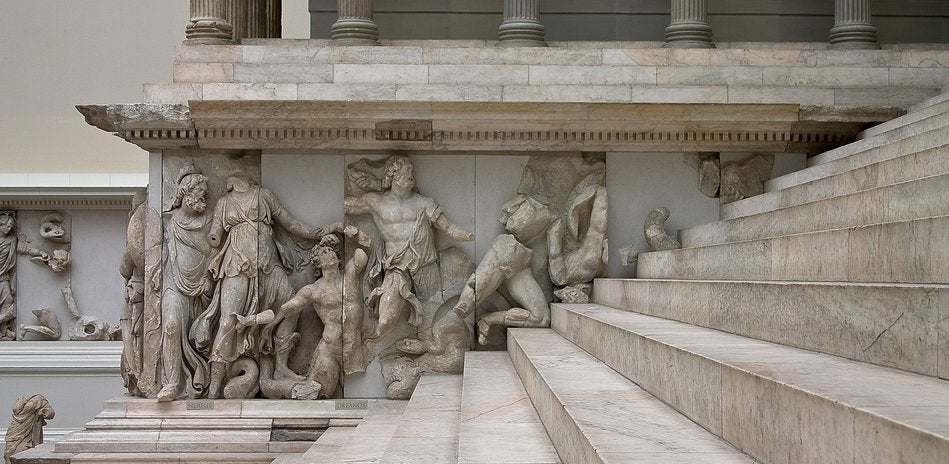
{"left": 185, "top": 17, "right": 235, "bottom": 44}
{"left": 663, "top": 21, "right": 715, "bottom": 49}
{"left": 829, "top": 23, "right": 880, "bottom": 49}
{"left": 498, "top": 20, "right": 547, "bottom": 47}
{"left": 331, "top": 18, "right": 380, "bottom": 45}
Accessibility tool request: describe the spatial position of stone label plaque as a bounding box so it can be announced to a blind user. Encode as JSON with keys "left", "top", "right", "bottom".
{"left": 186, "top": 399, "right": 214, "bottom": 410}
{"left": 335, "top": 399, "right": 368, "bottom": 410}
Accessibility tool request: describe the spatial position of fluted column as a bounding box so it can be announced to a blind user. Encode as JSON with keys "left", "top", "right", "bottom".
{"left": 498, "top": 0, "right": 546, "bottom": 47}
{"left": 331, "top": 0, "right": 379, "bottom": 45}
{"left": 247, "top": 0, "right": 282, "bottom": 39}
{"left": 664, "top": 0, "right": 714, "bottom": 48}
{"left": 829, "top": 0, "right": 879, "bottom": 49}
{"left": 185, "top": 0, "right": 234, "bottom": 44}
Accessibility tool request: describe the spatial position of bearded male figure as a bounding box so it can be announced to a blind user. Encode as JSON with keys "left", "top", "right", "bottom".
{"left": 157, "top": 164, "right": 214, "bottom": 401}
{"left": 345, "top": 156, "right": 474, "bottom": 342}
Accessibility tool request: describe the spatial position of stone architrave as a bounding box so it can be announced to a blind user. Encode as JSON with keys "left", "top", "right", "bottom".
{"left": 156, "top": 163, "right": 214, "bottom": 402}
{"left": 719, "top": 154, "right": 775, "bottom": 204}
{"left": 190, "top": 175, "right": 326, "bottom": 399}
{"left": 664, "top": 0, "right": 715, "bottom": 48}
{"left": 4, "top": 394, "right": 54, "bottom": 464}
{"left": 0, "top": 212, "right": 49, "bottom": 341}
{"left": 331, "top": 0, "right": 379, "bottom": 45}
{"left": 186, "top": 0, "right": 235, "bottom": 44}
{"left": 829, "top": 0, "right": 880, "bottom": 50}
{"left": 644, "top": 207, "right": 681, "bottom": 252}
{"left": 498, "top": 0, "right": 546, "bottom": 47}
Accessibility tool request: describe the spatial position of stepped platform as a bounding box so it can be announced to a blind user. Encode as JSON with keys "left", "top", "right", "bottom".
{"left": 551, "top": 303, "right": 949, "bottom": 463}
{"left": 508, "top": 328, "right": 754, "bottom": 463}
{"left": 638, "top": 215, "right": 949, "bottom": 284}
{"left": 593, "top": 278, "right": 949, "bottom": 378}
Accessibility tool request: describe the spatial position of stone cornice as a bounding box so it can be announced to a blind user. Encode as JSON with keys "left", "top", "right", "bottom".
{"left": 80, "top": 101, "right": 903, "bottom": 155}
{"left": 0, "top": 187, "right": 141, "bottom": 211}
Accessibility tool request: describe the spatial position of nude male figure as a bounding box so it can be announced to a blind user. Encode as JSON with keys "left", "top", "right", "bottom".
{"left": 345, "top": 156, "right": 473, "bottom": 341}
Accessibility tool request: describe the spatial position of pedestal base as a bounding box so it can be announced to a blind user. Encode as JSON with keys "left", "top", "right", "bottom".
{"left": 11, "top": 397, "right": 385, "bottom": 463}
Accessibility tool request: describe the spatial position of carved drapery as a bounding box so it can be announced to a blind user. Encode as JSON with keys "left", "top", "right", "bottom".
{"left": 331, "top": 0, "right": 380, "bottom": 45}
{"left": 829, "top": 0, "right": 879, "bottom": 49}
{"left": 498, "top": 0, "right": 546, "bottom": 47}
{"left": 664, "top": 0, "right": 714, "bottom": 48}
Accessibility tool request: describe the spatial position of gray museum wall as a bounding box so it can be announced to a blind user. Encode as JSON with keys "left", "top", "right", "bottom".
{"left": 2, "top": 208, "right": 130, "bottom": 439}
{"left": 309, "top": 0, "right": 949, "bottom": 43}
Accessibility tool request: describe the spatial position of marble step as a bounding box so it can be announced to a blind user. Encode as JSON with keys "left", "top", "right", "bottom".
{"left": 459, "top": 351, "right": 560, "bottom": 464}
{"left": 591, "top": 279, "right": 949, "bottom": 378}
{"left": 908, "top": 90, "right": 949, "bottom": 113}
{"left": 271, "top": 426, "right": 357, "bottom": 463}
{"left": 69, "top": 453, "right": 279, "bottom": 463}
{"left": 507, "top": 328, "right": 755, "bottom": 463}
{"left": 765, "top": 124, "right": 946, "bottom": 194}
{"left": 857, "top": 96, "right": 949, "bottom": 140}
{"left": 330, "top": 400, "right": 408, "bottom": 463}
{"left": 637, "top": 215, "right": 949, "bottom": 284}
{"left": 378, "top": 374, "right": 463, "bottom": 464}
{"left": 551, "top": 303, "right": 949, "bottom": 464}
{"left": 722, "top": 144, "right": 948, "bottom": 220}
{"left": 683, "top": 171, "right": 949, "bottom": 247}
{"left": 806, "top": 109, "right": 949, "bottom": 168}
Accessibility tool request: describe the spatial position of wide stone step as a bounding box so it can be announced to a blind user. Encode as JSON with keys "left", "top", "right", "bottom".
{"left": 507, "top": 328, "right": 754, "bottom": 463}
{"left": 765, "top": 125, "right": 946, "bottom": 193}
{"left": 592, "top": 279, "right": 949, "bottom": 378}
{"left": 460, "top": 351, "right": 560, "bottom": 464}
{"left": 271, "top": 426, "right": 357, "bottom": 463}
{"left": 908, "top": 90, "right": 949, "bottom": 113}
{"left": 329, "top": 400, "right": 407, "bottom": 463}
{"left": 378, "top": 374, "right": 463, "bottom": 463}
{"left": 683, "top": 171, "right": 949, "bottom": 247}
{"left": 806, "top": 110, "right": 949, "bottom": 168}
{"left": 857, "top": 96, "right": 949, "bottom": 140}
{"left": 637, "top": 215, "right": 949, "bottom": 284}
{"left": 723, "top": 144, "right": 948, "bottom": 220}
{"left": 551, "top": 303, "right": 949, "bottom": 464}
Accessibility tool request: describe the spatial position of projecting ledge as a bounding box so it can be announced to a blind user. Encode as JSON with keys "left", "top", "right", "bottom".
{"left": 78, "top": 101, "right": 903, "bottom": 155}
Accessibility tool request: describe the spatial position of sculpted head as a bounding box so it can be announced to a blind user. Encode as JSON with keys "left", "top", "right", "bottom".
{"left": 383, "top": 156, "right": 414, "bottom": 191}
{"left": 173, "top": 173, "right": 209, "bottom": 213}
{"left": 0, "top": 213, "right": 14, "bottom": 236}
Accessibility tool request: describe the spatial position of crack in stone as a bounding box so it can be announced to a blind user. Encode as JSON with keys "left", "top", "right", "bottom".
{"left": 863, "top": 311, "right": 904, "bottom": 353}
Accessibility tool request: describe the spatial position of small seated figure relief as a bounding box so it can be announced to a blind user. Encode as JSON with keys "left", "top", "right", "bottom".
{"left": 4, "top": 394, "right": 54, "bottom": 464}
{"left": 0, "top": 212, "right": 49, "bottom": 341}
{"left": 18, "top": 308, "right": 62, "bottom": 341}
{"left": 644, "top": 207, "right": 681, "bottom": 252}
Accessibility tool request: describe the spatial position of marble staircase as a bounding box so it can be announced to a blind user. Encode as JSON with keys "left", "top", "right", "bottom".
{"left": 262, "top": 89, "right": 949, "bottom": 462}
